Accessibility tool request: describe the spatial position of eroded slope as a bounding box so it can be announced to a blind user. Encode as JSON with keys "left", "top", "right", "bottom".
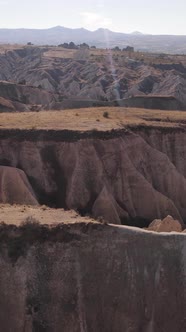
{"left": 0, "top": 108, "right": 186, "bottom": 226}
{"left": 0, "top": 220, "right": 185, "bottom": 331}
{"left": 0, "top": 166, "right": 37, "bottom": 205}
{"left": 1, "top": 46, "right": 186, "bottom": 110}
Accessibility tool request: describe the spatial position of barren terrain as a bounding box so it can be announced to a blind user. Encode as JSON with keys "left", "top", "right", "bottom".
{"left": 1, "top": 42, "right": 186, "bottom": 332}
{"left": 1, "top": 45, "right": 186, "bottom": 112}
{"left": 0, "top": 204, "right": 97, "bottom": 226}
{"left": 0, "top": 107, "right": 186, "bottom": 130}
{"left": 0, "top": 108, "right": 186, "bottom": 226}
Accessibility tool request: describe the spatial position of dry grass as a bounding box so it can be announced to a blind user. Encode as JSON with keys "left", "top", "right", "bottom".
{"left": 0, "top": 107, "right": 186, "bottom": 131}
{"left": 43, "top": 47, "right": 118, "bottom": 61}
{"left": 0, "top": 204, "right": 97, "bottom": 226}
{"left": 42, "top": 46, "right": 186, "bottom": 65}
{"left": 44, "top": 48, "right": 77, "bottom": 59}
{"left": 0, "top": 44, "right": 25, "bottom": 54}
{"left": 1, "top": 44, "right": 186, "bottom": 65}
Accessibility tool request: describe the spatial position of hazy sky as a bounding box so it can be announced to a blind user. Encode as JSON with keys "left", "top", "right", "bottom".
{"left": 0, "top": 0, "right": 186, "bottom": 35}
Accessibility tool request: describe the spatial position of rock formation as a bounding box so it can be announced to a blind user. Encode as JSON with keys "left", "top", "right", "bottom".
{"left": 0, "top": 127, "right": 186, "bottom": 226}
{"left": 148, "top": 215, "right": 183, "bottom": 232}
{"left": 0, "top": 221, "right": 185, "bottom": 331}
{"left": 0, "top": 81, "right": 56, "bottom": 112}
{"left": 0, "top": 166, "right": 38, "bottom": 205}
{"left": 0, "top": 96, "right": 15, "bottom": 112}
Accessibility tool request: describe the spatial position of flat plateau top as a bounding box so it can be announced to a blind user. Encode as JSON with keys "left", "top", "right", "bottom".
{"left": 1, "top": 204, "right": 186, "bottom": 235}
{"left": 0, "top": 204, "right": 97, "bottom": 226}
{"left": 0, "top": 107, "right": 186, "bottom": 131}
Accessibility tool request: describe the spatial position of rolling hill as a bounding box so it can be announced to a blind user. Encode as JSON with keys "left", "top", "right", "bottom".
{"left": 1, "top": 26, "right": 186, "bottom": 53}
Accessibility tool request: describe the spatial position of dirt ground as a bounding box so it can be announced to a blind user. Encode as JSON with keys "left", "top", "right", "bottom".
{"left": 0, "top": 107, "right": 186, "bottom": 131}
{"left": 0, "top": 204, "right": 97, "bottom": 226}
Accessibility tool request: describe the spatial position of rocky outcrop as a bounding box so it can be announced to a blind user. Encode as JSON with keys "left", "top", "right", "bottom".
{"left": 92, "top": 186, "right": 129, "bottom": 224}
{"left": 114, "top": 95, "right": 185, "bottom": 110}
{"left": 0, "top": 166, "right": 38, "bottom": 205}
{"left": 148, "top": 215, "right": 183, "bottom": 232}
{"left": 0, "top": 81, "right": 56, "bottom": 111}
{"left": 0, "top": 96, "right": 15, "bottom": 112}
{"left": 0, "top": 222, "right": 186, "bottom": 331}
{"left": 0, "top": 128, "right": 186, "bottom": 225}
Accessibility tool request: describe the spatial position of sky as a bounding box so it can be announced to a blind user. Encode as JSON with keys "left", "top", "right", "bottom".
{"left": 0, "top": 0, "right": 186, "bottom": 35}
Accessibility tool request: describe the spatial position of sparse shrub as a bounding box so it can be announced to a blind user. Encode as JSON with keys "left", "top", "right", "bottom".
{"left": 103, "top": 111, "right": 109, "bottom": 118}
{"left": 97, "top": 216, "right": 108, "bottom": 224}
{"left": 92, "top": 128, "right": 98, "bottom": 132}
{"left": 7, "top": 216, "right": 41, "bottom": 263}
{"left": 75, "top": 113, "right": 79, "bottom": 116}
{"left": 96, "top": 119, "right": 100, "bottom": 122}
{"left": 21, "top": 216, "right": 40, "bottom": 228}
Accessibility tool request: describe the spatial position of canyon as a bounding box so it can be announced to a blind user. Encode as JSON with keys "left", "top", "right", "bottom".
{"left": 1, "top": 44, "right": 186, "bottom": 331}
{"left": 1, "top": 46, "right": 186, "bottom": 112}
{"left": 0, "top": 108, "right": 186, "bottom": 227}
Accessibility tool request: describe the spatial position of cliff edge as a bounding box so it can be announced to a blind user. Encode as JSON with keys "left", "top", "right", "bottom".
{"left": 0, "top": 219, "right": 185, "bottom": 332}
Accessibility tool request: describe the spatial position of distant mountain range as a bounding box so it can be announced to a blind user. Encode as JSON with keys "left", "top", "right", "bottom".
{"left": 1, "top": 26, "right": 186, "bottom": 53}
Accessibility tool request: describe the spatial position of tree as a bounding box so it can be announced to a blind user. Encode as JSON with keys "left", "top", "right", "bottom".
{"left": 123, "top": 46, "right": 134, "bottom": 52}
{"left": 58, "top": 42, "right": 69, "bottom": 48}
{"left": 69, "top": 42, "right": 78, "bottom": 49}
{"left": 112, "top": 46, "right": 121, "bottom": 51}
{"left": 58, "top": 42, "right": 78, "bottom": 49}
{"left": 79, "top": 43, "right": 89, "bottom": 49}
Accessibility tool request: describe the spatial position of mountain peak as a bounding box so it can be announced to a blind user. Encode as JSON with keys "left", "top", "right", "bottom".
{"left": 49, "top": 25, "right": 70, "bottom": 31}
{"left": 94, "top": 28, "right": 112, "bottom": 33}
{"left": 131, "top": 31, "right": 143, "bottom": 35}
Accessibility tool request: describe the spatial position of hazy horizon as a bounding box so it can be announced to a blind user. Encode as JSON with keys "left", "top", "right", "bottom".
{"left": 0, "top": 0, "right": 186, "bottom": 35}
{"left": 2, "top": 25, "right": 186, "bottom": 37}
